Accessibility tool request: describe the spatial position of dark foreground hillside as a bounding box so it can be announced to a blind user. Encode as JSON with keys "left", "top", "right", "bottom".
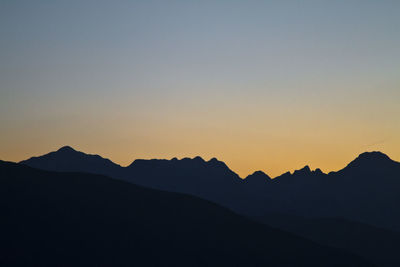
{"left": 256, "top": 213, "right": 400, "bottom": 267}
{"left": 0, "top": 161, "right": 371, "bottom": 267}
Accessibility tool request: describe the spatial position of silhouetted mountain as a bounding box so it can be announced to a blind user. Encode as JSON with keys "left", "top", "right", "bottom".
{"left": 242, "top": 171, "right": 272, "bottom": 197}
{"left": 244, "top": 170, "right": 272, "bottom": 183}
{"left": 257, "top": 155, "right": 400, "bottom": 232}
{"left": 0, "top": 161, "right": 370, "bottom": 266}
{"left": 125, "top": 156, "right": 250, "bottom": 212}
{"left": 341, "top": 151, "right": 395, "bottom": 172}
{"left": 256, "top": 213, "right": 400, "bottom": 267}
{"left": 325, "top": 152, "right": 400, "bottom": 231}
{"left": 20, "top": 147, "right": 252, "bottom": 213}
{"left": 20, "top": 147, "right": 400, "bottom": 231}
{"left": 127, "top": 156, "right": 241, "bottom": 192}
{"left": 20, "top": 146, "right": 122, "bottom": 177}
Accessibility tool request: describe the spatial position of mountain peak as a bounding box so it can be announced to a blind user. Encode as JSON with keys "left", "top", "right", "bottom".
{"left": 57, "top": 146, "right": 77, "bottom": 153}
{"left": 314, "top": 168, "right": 324, "bottom": 175}
{"left": 193, "top": 156, "right": 205, "bottom": 162}
{"left": 356, "top": 151, "right": 391, "bottom": 161}
{"left": 208, "top": 157, "right": 220, "bottom": 163}
{"left": 245, "top": 171, "right": 271, "bottom": 182}
{"left": 252, "top": 170, "right": 268, "bottom": 176}
{"left": 301, "top": 165, "right": 311, "bottom": 172}
{"left": 342, "top": 151, "right": 396, "bottom": 172}
{"left": 349, "top": 151, "right": 392, "bottom": 167}
{"left": 20, "top": 146, "right": 120, "bottom": 174}
{"left": 207, "top": 157, "right": 228, "bottom": 168}
{"left": 293, "top": 165, "right": 311, "bottom": 175}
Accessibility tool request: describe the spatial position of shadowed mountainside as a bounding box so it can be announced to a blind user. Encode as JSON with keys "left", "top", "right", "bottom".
{"left": 256, "top": 213, "right": 400, "bottom": 267}
{"left": 0, "top": 161, "right": 371, "bottom": 267}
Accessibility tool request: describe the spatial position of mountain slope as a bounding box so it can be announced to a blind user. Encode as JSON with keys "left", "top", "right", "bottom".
{"left": 256, "top": 213, "right": 400, "bottom": 267}
{"left": 0, "top": 161, "right": 370, "bottom": 267}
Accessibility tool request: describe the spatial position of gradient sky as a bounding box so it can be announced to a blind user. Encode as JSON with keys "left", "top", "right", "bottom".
{"left": 1, "top": 0, "right": 399, "bottom": 177}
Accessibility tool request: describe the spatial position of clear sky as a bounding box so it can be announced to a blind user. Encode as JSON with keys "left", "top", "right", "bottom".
{"left": 1, "top": 0, "right": 399, "bottom": 177}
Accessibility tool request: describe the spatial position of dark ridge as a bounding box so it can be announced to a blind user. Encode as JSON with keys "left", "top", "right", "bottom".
{"left": 209, "top": 157, "right": 219, "bottom": 163}
{"left": 207, "top": 157, "right": 227, "bottom": 167}
{"left": 193, "top": 156, "right": 205, "bottom": 162}
{"left": 181, "top": 157, "right": 194, "bottom": 162}
{"left": 129, "top": 156, "right": 216, "bottom": 168}
{"left": 57, "top": 145, "right": 76, "bottom": 152}
{"left": 349, "top": 151, "right": 393, "bottom": 166}
{"left": 19, "top": 146, "right": 121, "bottom": 176}
{"left": 253, "top": 170, "right": 270, "bottom": 177}
{"left": 357, "top": 151, "right": 392, "bottom": 161}
{"left": 129, "top": 158, "right": 170, "bottom": 166}
{"left": 273, "top": 171, "right": 292, "bottom": 180}
{"left": 245, "top": 170, "right": 271, "bottom": 181}
{"left": 294, "top": 165, "right": 312, "bottom": 175}
{"left": 342, "top": 151, "right": 398, "bottom": 171}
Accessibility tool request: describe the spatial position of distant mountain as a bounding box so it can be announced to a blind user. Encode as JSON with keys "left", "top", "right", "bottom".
{"left": 340, "top": 151, "right": 396, "bottom": 173}
{"left": 20, "top": 147, "right": 252, "bottom": 213}
{"left": 125, "top": 156, "right": 244, "bottom": 211}
{"left": 20, "top": 146, "right": 122, "bottom": 177}
{"left": 20, "top": 147, "right": 400, "bottom": 231}
{"left": 242, "top": 171, "right": 272, "bottom": 198}
{"left": 0, "top": 161, "right": 370, "bottom": 266}
{"left": 262, "top": 152, "right": 400, "bottom": 231}
{"left": 326, "top": 152, "right": 400, "bottom": 231}
{"left": 244, "top": 170, "right": 272, "bottom": 184}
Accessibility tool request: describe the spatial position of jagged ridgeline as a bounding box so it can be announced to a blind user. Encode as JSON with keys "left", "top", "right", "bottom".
{"left": 20, "top": 146, "right": 400, "bottom": 232}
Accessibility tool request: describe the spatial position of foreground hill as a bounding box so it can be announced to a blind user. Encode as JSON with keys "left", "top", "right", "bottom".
{"left": 256, "top": 213, "right": 400, "bottom": 267}
{"left": 0, "top": 161, "right": 369, "bottom": 266}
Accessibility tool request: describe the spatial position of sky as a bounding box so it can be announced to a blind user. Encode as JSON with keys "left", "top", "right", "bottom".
{"left": 1, "top": 0, "right": 399, "bottom": 177}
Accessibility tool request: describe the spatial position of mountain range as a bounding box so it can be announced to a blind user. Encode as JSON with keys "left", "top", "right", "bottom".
{"left": 0, "top": 160, "right": 370, "bottom": 266}
{"left": 20, "top": 146, "right": 400, "bottom": 231}
{"left": 9, "top": 146, "right": 400, "bottom": 266}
